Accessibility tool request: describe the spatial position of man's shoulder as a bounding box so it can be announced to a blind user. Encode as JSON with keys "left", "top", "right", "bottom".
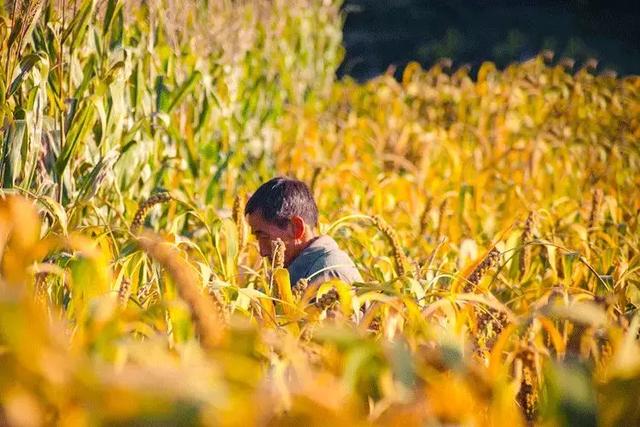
{"left": 288, "top": 235, "right": 362, "bottom": 285}
{"left": 290, "top": 235, "right": 337, "bottom": 267}
{"left": 305, "top": 236, "right": 362, "bottom": 283}
{"left": 308, "top": 235, "right": 340, "bottom": 252}
{"left": 308, "top": 239, "right": 352, "bottom": 267}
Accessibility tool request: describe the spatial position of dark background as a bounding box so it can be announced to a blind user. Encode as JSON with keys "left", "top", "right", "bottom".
{"left": 337, "top": 0, "right": 640, "bottom": 80}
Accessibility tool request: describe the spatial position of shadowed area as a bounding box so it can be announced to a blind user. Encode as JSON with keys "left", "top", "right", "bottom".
{"left": 339, "top": 0, "right": 640, "bottom": 80}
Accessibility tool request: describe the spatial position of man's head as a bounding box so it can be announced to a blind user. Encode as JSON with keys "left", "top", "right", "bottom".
{"left": 245, "top": 177, "right": 318, "bottom": 265}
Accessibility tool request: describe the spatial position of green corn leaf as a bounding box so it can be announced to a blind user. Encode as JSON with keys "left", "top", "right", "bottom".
{"left": 166, "top": 71, "right": 202, "bottom": 113}
{"left": 6, "top": 18, "right": 22, "bottom": 50}
{"left": 8, "top": 52, "right": 44, "bottom": 97}
{"left": 74, "top": 53, "right": 97, "bottom": 99}
{"left": 184, "top": 138, "right": 199, "bottom": 179}
{"left": 0, "top": 79, "right": 5, "bottom": 124}
{"left": 55, "top": 99, "right": 97, "bottom": 177}
{"left": 103, "top": 60, "right": 125, "bottom": 85}
{"left": 62, "top": 0, "right": 95, "bottom": 50}
{"left": 205, "top": 153, "right": 231, "bottom": 204}
{"left": 130, "top": 62, "right": 143, "bottom": 112}
{"left": 1, "top": 109, "right": 26, "bottom": 188}
{"left": 38, "top": 195, "right": 69, "bottom": 235}
{"left": 154, "top": 75, "right": 170, "bottom": 113}
{"left": 102, "top": 0, "right": 120, "bottom": 36}
{"left": 109, "top": 5, "right": 124, "bottom": 49}
{"left": 76, "top": 150, "right": 120, "bottom": 205}
{"left": 221, "top": 218, "right": 239, "bottom": 283}
{"left": 194, "top": 94, "right": 211, "bottom": 135}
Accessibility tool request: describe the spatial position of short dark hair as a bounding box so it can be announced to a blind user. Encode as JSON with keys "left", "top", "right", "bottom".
{"left": 245, "top": 177, "right": 318, "bottom": 229}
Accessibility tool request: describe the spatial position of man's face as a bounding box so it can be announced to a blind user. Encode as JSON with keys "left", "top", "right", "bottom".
{"left": 247, "top": 211, "right": 294, "bottom": 261}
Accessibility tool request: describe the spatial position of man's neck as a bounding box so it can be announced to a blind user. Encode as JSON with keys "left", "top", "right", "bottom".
{"left": 285, "top": 232, "right": 318, "bottom": 267}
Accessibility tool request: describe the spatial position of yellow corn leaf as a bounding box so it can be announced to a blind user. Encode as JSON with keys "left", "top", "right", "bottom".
{"left": 274, "top": 268, "right": 295, "bottom": 313}
{"left": 538, "top": 315, "right": 566, "bottom": 356}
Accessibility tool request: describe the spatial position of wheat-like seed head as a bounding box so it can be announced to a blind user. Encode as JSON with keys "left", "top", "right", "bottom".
{"left": 6, "top": 0, "right": 44, "bottom": 57}
{"left": 588, "top": 188, "right": 603, "bottom": 231}
{"left": 136, "top": 282, "right": 149, "bottom": 303}
{"left": 419, "top": 196, "right": 433, "bottom": 236}
{"left": 137, "top": 232, "right": 225, "bottom": 349}
{"left": 519, "top": 212, "right": 535, "bottom": 278}
{"left": 292, "top": 277, "right": 308, "bottom": 300}
{"left": 232, "top": 192, "right": 246, "bottom": 253}
{"left": 315, "top": 288, "right": 338, "bottom": 311}
{"left": 474, "top": 306, "right": 508, "bottom": 356}
{"left": 464, "top": 248, "right": 500, "bottom": 293}
{"left": 136, "top": 282, "right": 160, "bottom": 307}
{"left": 515, "top": 344, "right": 538, "bottom": 423}
{"left": 435, "top": 198, "right": 448, "bottom": 240}
{"left": 271, "top": 238, "right": 285, "bottom": 269}
{"left": 310, "top": 166, "right": 323, "bottom": 193}
{"left": 19, "top": 0, "right": 42, "bottom": 38}
{"left": 130, "top": 192, "right": 172, "bottom": 232}
{"left": 371, "top": 215, "right": 409, "bottom": 277}
{"left": 117, "top": 278, "right": 131, "bottom": 306}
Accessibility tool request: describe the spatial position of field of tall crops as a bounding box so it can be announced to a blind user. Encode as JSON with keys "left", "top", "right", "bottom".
{"left": 1, "top": 1, "right": 640, "bottom": 425}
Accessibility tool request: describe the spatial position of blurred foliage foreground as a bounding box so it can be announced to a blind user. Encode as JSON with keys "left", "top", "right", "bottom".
{"left": 1, "top": 0, "right": 640, "bottom": 425}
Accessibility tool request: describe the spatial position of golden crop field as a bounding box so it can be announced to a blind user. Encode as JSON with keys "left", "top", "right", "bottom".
{"left": 1, "top": 1, "right": 639, "bottom": 425}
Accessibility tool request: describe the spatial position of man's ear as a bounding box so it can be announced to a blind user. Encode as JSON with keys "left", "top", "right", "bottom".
{"left": 290, "top": 216, "right": 306, "bottom": 240}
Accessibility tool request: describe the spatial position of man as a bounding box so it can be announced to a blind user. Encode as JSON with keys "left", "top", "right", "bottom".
{"left": 245, "top": 176, "right": 362, "bottom": 286}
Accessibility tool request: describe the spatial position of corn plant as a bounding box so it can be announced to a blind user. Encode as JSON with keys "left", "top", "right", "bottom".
{"left": 1, "top": 1, "right": 640, "bottom": 425}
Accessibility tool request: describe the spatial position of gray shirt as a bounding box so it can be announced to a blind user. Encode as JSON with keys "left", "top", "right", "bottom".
{"left": 287, "top": 235, "right": 363, "bottom": 286}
